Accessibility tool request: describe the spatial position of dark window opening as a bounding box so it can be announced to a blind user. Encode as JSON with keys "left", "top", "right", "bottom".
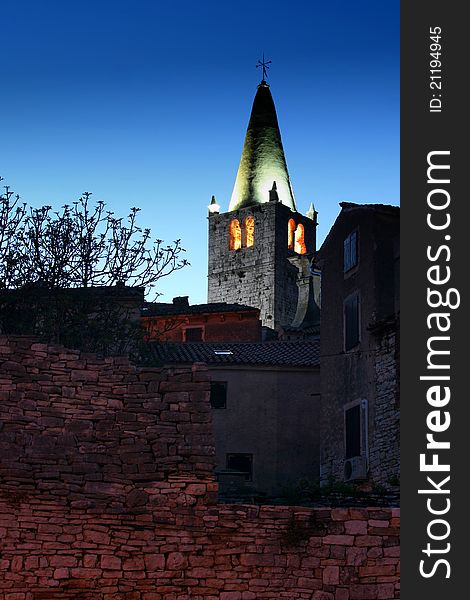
{"left": 344, "top": 230, "right": 358, "bottom": 272}
{"left": 185, "top": 327, "right": 203, "bottom": 342}
{"left": 210, "top": 382, "right": 227, "bottom": 409}
{"left": 226, "top": 453, "right": 253, "bottom": 481}
{"left": 344, "top": 293, "right": 360, "bottom": 350}
{"left": 345, "top": 404, "right": 361, "bottom": 459}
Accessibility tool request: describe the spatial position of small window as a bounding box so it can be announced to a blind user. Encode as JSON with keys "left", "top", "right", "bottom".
{"left": 185, "top": 327, "right": 203, "bottom": 342}
{"left": 344, "top": 400, "right": 368, "bottom": 460}
{"left": 210, "top": 382, "right": 227, "bottom": 409}
{"left": 345, "top": 404, "right": 361, "bottom": 459}
{"left": 344, "top": 230, "right": 358, "bottom": 272}
{"left": 226, "top": 453, "right": 253, "bottom": 481}
{"left": 229, "top": 219, "right": 242, "bottom": 250}
{"left": 244, "top": 216, "right": 255, "bottom": 248}
{"left": 344, "top": 293, "right": 360, "bottom": 350}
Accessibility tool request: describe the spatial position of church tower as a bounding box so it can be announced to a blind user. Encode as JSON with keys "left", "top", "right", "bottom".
{"left": 207, "top": 75, "right": 318, "bottom": 333}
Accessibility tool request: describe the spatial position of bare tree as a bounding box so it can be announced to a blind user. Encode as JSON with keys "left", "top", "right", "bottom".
{"left": 0, "top": 180, "right": 189, "bottom": 357}
{"left": 0, "top": 178, "right": 27, "bottom": 289}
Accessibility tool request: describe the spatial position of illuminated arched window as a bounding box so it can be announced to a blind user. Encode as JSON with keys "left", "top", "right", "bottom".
{"left": 229, "top": 219, "right": 242, "bottom": 250}
{"left": 244, "top": 216, "right": 255, "bottom": 248}
{"left": 288, "top": 218, "right": 296, "bottom": 250}
{"left": 294, "top": 223, "right": 307, "bottom": 254}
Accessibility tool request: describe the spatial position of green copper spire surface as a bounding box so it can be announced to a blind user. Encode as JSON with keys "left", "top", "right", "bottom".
{"left": 228, "top": 81, "right": 297, "bottom": 212}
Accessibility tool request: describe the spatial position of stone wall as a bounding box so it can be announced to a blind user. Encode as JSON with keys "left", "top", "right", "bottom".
{"left": 0, "top": 336, "right": 399, "bottom": 598}
{"left": 368, "top": 322, "right": 400, "bottom": 486}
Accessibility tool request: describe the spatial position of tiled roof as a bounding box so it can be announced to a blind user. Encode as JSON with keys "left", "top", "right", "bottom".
{"left": 150, "top": 340, "right": 320, "bottom": 367}
{"left": 142, "top": 302, "right": 259, "bottom": 317}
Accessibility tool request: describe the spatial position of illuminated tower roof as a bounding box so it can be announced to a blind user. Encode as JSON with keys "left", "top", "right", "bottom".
{"left": 228, "top": 80, "right": 297, "bottom": 212}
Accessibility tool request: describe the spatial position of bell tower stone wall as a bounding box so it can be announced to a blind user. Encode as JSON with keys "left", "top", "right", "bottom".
{"left": 208, "top": 201, "right": 316, "bottom": 331}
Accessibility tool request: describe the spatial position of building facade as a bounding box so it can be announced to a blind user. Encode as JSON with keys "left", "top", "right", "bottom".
{"left": 142, "top": 296, "right": 261, "bottom": 343}
{"left": 317, "top": 203, "right": 400, "bottom": 489}
{"left": 151, "top": 340, "right": 320, "bottom": 498}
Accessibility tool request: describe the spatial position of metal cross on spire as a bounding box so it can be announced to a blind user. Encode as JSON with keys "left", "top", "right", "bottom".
{"left": 256, "top": 53, "right": 272, "bottom": 82}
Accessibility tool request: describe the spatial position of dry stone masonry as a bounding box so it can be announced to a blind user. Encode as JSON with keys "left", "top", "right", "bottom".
{"left": 0, "top": 336, "right": 399, "bottom": 598}
{"left": 369, "top": 323, "right": 400, "bottom": 486}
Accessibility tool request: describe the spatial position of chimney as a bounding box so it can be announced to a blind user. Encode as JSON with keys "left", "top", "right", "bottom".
{"left": 172, "top": 296, "right": 189, "bottom": 308}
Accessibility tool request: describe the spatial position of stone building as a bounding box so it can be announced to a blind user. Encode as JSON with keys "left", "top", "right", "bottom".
{"left": 316, "top": 202, "right": 400, "bottom": 489}
{"left": 207, "top": 79, "right": 319, "bottom": 335}
{"left": 141, "top": 296, "right": 261, "bottom": 342}
{"left": 151, "top": 339, "right": 320, "bottom": 498}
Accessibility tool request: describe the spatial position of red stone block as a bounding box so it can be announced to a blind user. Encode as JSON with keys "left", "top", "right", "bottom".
{"left": 70, "top": 567, "right": 103, "bottom": 578}
{"left": 323, "top": 566, "right": 340, "bottom": 585}
{"left": 298, "top": 576, "right": 322, "bottom": 590}
{"left": 355, "top": 535, "right": 383, "bottom": 547}
{"left": 187, "top": 567, "right": 214, "bottom": 578}
{"left": 368, "top": 520, "right": 389, "bottom": 528}
{"left": 38, "top": 524, "right": 62, "bottom": 534}
{"left": 367, "top": 547, "right": 383, "bottom": 559}
{"left": 323, "top": 535, "right": 355, "bottom": 546}
{"left": 350, "top": 584, "right": 378, "bottom": 599}
{"left": 166, "top": 552, "right": 188, "bottom": 570}
{"left": 102, "top": 569, "right": 123, "bottom": 579}
{"left": 220, "top": 593, "right": 242, "bottom": 600}
{"left": 24, "top": 557, "right": 39, "bottom": 571}
{"left": 10, "top": 557, "right": 23, "bottom": 572}
{"left": 185, "top": 483, "right": 207, "bottom": 496}
{"left": 84, "top": 530, "right": 111, "bottom": 544}
{"left": 345, "top": 520, "right": 368, "bottom": 535}
{"left": 359, "top": 566, "right": 396, "bottom": 578}
{"left": 240, "top": 554, "right": 275, "bottom": 566}
{"left": 331, "top": 508, "right": 350, "bottom": 521}
{"left": 144, "top": 554, "right": 165, "bottom": 571}
{"left": 336, "top": 589, "right": 350, "bottom": 600}
{"left": 188, "top": 555, "right": 215, "bottom": 567}
{"left": 101, "top": 555, "right": 122, "bottom": 570}
{"left": 122, "top": 557, "right": 145, "bottom": 571}
{"left": 83, "top": 554, "right": 98, "bottom": 568}
{"left": 53, "top": 567, "right": 70, "bottom": 579}
{"left": 377, "top": 583, "right": 396, "bottom": 599}
{"left": 348, "top": 508, "right": 369, "bottom": 520}
{"left": 313, "top": 592, "right": 334, "bottom": 600}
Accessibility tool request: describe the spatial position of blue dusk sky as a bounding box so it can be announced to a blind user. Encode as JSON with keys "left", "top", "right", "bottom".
{"left": 2, "top": 0, "right": 399, "bottom": 304}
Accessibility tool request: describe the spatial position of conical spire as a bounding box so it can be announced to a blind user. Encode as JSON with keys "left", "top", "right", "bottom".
{"left": 306, "top": 202, "right": 317, "bottom": 220}
{"left": 228, "top": 81, "right": 296, "bottom": 212}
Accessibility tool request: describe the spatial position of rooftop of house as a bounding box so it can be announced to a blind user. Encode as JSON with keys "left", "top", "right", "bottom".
{"left": 317, "top": 202, "right": 400, "bottom": 258}
{"left": 150, "top": 339, "right": 320, "bottom": 368}
{"left": 142, "top": 297, "right": 260, "bottom": 317}
{"left": 339, "top": 202, "right": 400, "bottom": 215}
